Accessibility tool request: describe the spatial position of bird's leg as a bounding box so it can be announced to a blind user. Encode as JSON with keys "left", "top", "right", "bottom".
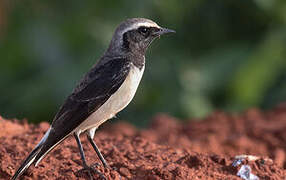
{"left": 86, "top": 134, "right": 110, "bottom": 169}
{"left": 74, "top": 133, "right": 106, "bottom": 180}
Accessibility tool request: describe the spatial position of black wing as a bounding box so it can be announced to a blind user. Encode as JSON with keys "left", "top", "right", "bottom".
{"left": 34, "top": 58, "right": 131, "bottom": 162}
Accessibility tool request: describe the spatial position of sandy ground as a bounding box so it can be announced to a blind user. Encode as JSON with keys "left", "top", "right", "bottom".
{"left": 1, "top": 105, "right": 286, "bottom": 179}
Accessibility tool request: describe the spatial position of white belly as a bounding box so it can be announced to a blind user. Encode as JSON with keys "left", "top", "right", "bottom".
{"left": 74, "top": 64, "right": 144, "bottom": 134}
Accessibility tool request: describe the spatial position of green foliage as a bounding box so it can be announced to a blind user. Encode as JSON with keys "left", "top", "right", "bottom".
{"left": 1, "top": 0, "right": 286, "bottom": 126}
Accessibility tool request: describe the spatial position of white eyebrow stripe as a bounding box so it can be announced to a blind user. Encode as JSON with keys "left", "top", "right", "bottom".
{"left": 134, "top": 22, "right": 160, "bottom": 28}
{"left": 121, "top": 22, "right": 161, "bottom": 35}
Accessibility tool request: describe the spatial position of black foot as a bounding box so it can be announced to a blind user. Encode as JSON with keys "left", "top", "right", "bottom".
{"left": 96, "top": 162, "right": 117, "bottom": 171}
{"left": 78, "top": 164, "right": 106, "bottom": 180}
{"left": 109, "top": 165, "right": 117, "bottom": 171}
{"left": 90, "top": 162, "right": 100, "bottom": 169}
{"left": 91, "top": 161, "right": 116, "bottom": 171}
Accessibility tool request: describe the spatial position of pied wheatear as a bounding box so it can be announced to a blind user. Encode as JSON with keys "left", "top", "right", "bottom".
{"left": 12, "top": 18, "right": 175, "bottom": 179}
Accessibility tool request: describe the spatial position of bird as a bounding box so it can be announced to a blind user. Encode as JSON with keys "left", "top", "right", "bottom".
{"left": 11, "top": 18, "right": 175, "bottom": 179}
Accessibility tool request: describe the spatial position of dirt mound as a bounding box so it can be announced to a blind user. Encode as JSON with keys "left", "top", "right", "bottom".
{"left": 140, "top": 106, "right": 286, "bottom": 168}
{"left": 0, "top": 105, "right": 286, "bottom": 179}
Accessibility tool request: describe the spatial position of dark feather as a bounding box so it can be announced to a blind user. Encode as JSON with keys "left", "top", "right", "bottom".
{"left": 34, "top": 58, "right": 131, "bottom": 162}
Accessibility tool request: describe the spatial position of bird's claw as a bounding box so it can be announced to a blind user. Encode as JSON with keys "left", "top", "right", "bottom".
{"left": 102, "top": 162, "right": 118, "bottom": 171}
{"left": 78, "top": 164, "right": 106, "bottom": 180}
{"left": 90, "top": 162, "right": 101, "bottom": 168}
{"left": 94, "top": 161, "right": 115, "bottom": 171}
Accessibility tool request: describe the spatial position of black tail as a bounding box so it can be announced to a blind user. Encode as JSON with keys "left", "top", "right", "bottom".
{"left": 11, "top": 144, "right": 43, "bottom": 180}
{"left": 11, "top": 128, "right": 50, "bottom": 180}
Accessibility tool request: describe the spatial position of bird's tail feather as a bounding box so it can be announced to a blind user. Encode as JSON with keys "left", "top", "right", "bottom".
{"left": 11, "top": 128, "right": 51, "bottom": 180}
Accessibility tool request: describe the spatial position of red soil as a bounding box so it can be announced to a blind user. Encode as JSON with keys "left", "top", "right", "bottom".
{"left": 1, "top": 105, "right": 286, "bottom": 179}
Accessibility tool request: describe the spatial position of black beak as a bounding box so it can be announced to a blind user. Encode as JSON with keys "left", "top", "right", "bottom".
{"left": 155, "top": 27, "right": 176, "bottom": 36}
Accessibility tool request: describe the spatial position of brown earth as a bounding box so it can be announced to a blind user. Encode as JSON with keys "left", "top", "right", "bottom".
{"left": 1, "top": 105, "right": 286, "bottom": 179}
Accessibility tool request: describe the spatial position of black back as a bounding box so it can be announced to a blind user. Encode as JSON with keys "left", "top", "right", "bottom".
{"left": 34, "top": 57, "right": 131, "bottom": 162}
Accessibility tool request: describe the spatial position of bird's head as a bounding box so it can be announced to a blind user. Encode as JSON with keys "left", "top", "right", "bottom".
{"left": 106, "top": 18, "right": 175, "bottom": 56}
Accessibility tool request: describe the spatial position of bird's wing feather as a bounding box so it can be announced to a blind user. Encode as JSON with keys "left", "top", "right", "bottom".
{"left": 34, "top": 58, "right": 131, "bottom": 163}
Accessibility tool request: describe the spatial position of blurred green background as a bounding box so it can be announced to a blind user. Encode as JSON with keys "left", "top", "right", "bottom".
{"left": 1, "top": 0, "right": 286, "bottom": 126}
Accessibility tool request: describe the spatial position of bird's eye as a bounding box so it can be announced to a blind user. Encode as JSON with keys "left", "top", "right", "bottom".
{"left": 138, "top": 27, "right": 149, "bottom": 34}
